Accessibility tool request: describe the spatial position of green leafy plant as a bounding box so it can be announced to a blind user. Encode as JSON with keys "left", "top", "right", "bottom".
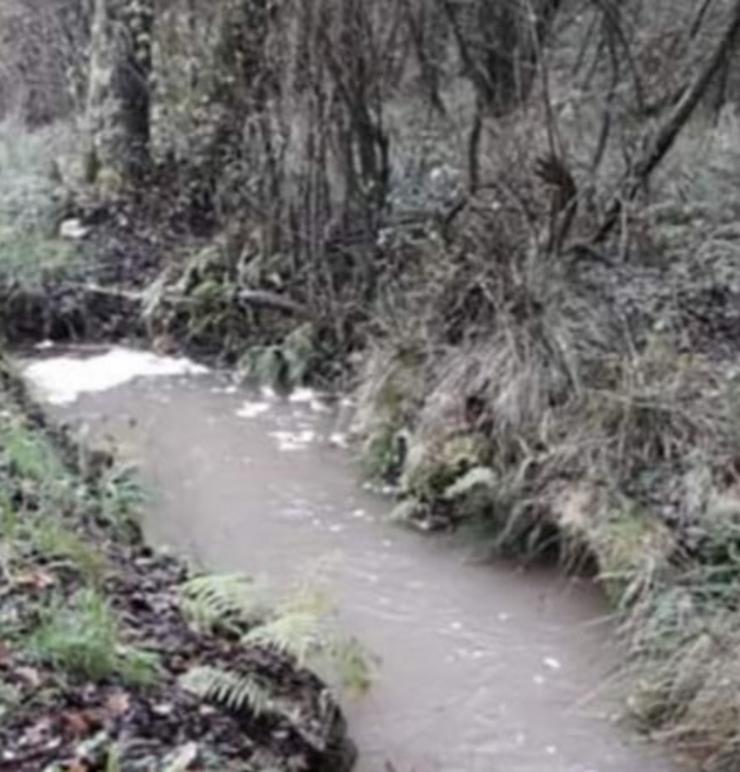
{"left": 27, "top": 516, "right": 107, "bottom": 583}
{"left": 181, "top": 573, "right": 270, "bottom": 634}
{"left": 28, "top": 589, "right": 159, "bottom": 686}
{"left": 180, "top": 666, "right": 274, "bottom": 717}
{"left": 181, "top": 573, "right": 374, "bottom": 698}
{"left": 94, "top": 461, "right": 147, "bottom": 534}
{"left": 0, "top": 417, "right": 66, "bottom": 485}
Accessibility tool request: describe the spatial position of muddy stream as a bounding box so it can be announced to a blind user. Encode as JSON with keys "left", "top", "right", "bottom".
{"left": 23, "top": 347, "right": 682, "bottom": 772}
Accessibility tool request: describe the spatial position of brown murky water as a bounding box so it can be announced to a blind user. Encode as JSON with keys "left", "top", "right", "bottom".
{"left": 27, "top": 350, "right": 685, "bottom": 772}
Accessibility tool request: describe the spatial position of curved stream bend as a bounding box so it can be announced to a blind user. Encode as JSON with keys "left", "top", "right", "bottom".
{"left": 24, "top": 348, "right": 682, "bottom": 772}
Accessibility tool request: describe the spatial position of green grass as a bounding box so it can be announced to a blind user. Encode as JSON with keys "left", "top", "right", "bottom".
{"left": 0, "top": 403, "right": 106, "bottom": 582}
{"left": 0, "top": 414, "right": 66, "bottom": 483}
{"left": 0, "top": 366, "right": 155, "bottom": 690}
{"left": 28, "top": 588, "right": 159, "bottom": 687}
{"left": 0, "top": 118, "right": 82, "bottom": 286}
{"left": 28, "top": 516, "right": 107, "bottom": 584}
{"left": 0, "top": 228, "right": 77, "bottom": 283}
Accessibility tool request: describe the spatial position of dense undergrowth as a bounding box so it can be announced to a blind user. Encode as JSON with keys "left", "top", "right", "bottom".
{"left": 4, "top": 3, "right": 740, "bottom": 766}
{"left": 344, "top": 121, "right": 740, "bottom": 768}
{"left": 6, "top": 108, "right": 740, "bottom": 768}
{"left": 0, "top": 354, "right": 358, "bottom": 770}
{"left": 0, "top": 118, "right": 159, "bottom": 346}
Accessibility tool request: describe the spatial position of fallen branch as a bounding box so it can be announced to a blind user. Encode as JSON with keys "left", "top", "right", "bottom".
{"left": 236, "top": 289, "right": 309, "bottom": 317}
{"left": 66, "top": 282, "right": 309, "bottom": 317}
{"left": 67, "top": 282, "right": 144, "bottom": 302}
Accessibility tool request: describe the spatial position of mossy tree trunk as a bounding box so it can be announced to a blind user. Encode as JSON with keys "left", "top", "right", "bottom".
{"left": 86, "top": 0, "right": 154, "bottom": 182}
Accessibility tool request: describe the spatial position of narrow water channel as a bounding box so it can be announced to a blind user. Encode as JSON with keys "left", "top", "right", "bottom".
{"left": 24, "top": 348, "right": 683, "bottom": 772}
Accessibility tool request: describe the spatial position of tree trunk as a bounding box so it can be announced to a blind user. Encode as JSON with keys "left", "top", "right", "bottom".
{"left": 86, "top": 0, "right": 154, "bottom": 182}
{"left": 443, "top": 0, "right": 562, "bottom": 115}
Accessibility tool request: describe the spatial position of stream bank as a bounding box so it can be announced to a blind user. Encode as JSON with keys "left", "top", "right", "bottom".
{"left": 2, "top": 116, "right": 739, "bottom": 769}
{"left": 23, "top": 346, "right": 686, "bottom": 772}
{"left": 0, "top": 352, "right": 355, "bottom": 771}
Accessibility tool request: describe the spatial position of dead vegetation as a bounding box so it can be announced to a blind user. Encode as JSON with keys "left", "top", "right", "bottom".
{"left": 5, "top": 0, "right": 740, "bottom": 766}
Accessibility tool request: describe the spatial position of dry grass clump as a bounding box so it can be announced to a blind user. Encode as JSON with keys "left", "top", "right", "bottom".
{"left": 621, "top": 514, "right": 740, "bottom": 770}
{"left": 350, "top": 167, "right": 740, "bottom": 761}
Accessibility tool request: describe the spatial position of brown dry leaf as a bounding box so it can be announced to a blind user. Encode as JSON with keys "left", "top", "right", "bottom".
{"left": 104, "top": 690, "right": 131, "bottom": 718}
{"left": 15, "top": 666, "right": 42, "bottom": 687}
{"left": 62, "top": 710, "right": 94, "bottom": 738}
{"left": 15, "top": 569, "right": 56, "bottom": 590}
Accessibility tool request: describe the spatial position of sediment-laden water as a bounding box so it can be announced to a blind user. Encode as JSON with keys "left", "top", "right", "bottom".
{"left": 23, "top": 347, "right": 683, "bottom": 772}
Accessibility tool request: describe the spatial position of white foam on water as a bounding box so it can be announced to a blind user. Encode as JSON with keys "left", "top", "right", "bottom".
{"left": 329, "top": 432, "right": 349, "bottom": 448}
{"left": 269, "top": 429, "right": 316, "bottom": 451}
{"left": 24, "top": 347, "right": 208, "bottom": 405}
{"left": 288, "top": 387, "right": 316, "bottom": 403}
{"left": 236, "top": 401, "right": 270, "bottom": 419}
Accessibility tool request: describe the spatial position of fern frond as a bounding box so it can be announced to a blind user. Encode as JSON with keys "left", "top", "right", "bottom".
{"left": 328, "top": 636, "right": 375, "bottom": 696}
{"left": 180, "top": 573, "right": 269, "bottom": 632}
{"left": 246, "top": 610, "right": 375, "bottom": 695}
{"left": 181, "top": 572, "right": 376, "bottom": 699}
{"left": 181, "top": 665, "right": 274, "bottom": 717}
{"left": 244, "top": 611, "right": 325, "bottom": 667}
{"left": 277, "top": 584, "right": 334, "bottom": 618}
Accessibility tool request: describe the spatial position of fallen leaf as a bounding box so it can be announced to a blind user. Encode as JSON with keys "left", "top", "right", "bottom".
{"left": 62, "top": 710, "right": 94, "bottom": 738}
{"left": 104, "top": 690, "right": 130, "bottom": 718}
{"left": 15, "top": 570, "right": 56, "bottom": 590}
{"left": 15, "top": 666, "right": 41, "bottom": 688}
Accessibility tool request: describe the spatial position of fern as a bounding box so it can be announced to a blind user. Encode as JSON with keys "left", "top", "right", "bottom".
{"left": 180, "top": 572, "right": 375, "bottom": 699}
{"left": 244, "top": 611, "right": 325, "bottom": 667}
{"left": 328, "top": 636, "right": 374, "bottom": 696}
{"left": 180, "top": 573, "right": 269, "bottom": 633}
{"left": 248, "top": 588, "right": 374, "bottom": 695}
{"left": 181, "top": 665, "right": 274, "bottom": 717}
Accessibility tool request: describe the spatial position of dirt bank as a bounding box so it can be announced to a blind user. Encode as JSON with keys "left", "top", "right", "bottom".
{"left": 0, "top": 354, "right": 355, "bottom": 771}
